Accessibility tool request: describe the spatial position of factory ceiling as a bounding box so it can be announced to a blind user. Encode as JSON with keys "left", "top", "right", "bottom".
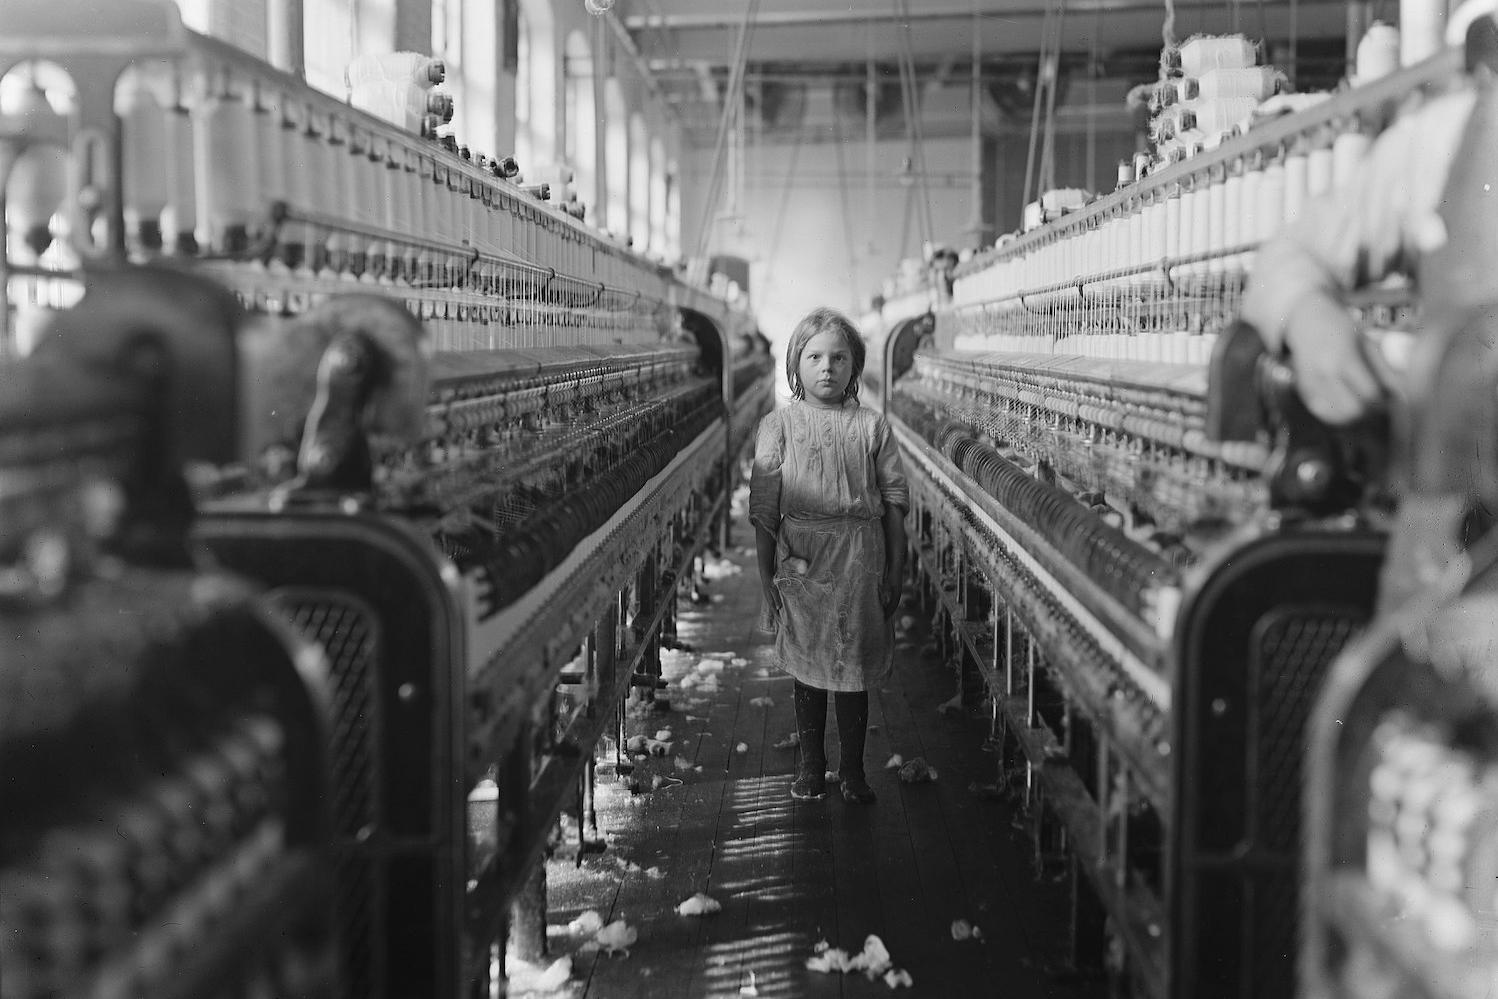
{"left": 617, "top": 0, "right": 1354, "bottom": 140}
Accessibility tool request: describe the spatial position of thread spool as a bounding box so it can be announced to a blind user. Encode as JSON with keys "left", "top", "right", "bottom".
{"left": 1179, "top": 35, "right": 1257, "bottom": 76}
{"left": 369, "top": 136, "right": 398, "bottom": 282}
{"left": 1164, "top": 185, "right": 1182, "bottom": 266}
{"left": 1192, "top": 177, "right": 1212, "bottom": 275}
{"left": 1282, "top": 147, "right": 1309, "bottom": 226}
{"left": 303, "top": 110, "right": 334, "bottom": 274}
{"left": 1222, "top": 163, "right": 1242, "bottom": 272}
{"left": 253, "top": 86, "right": 289, "bottom": 258}
{"left": 413, "top": 155, "right": 437, "bottom": 282}
{"left": 1257, "top": 157, "right": 1286, "bottom": 242}
{"left": 118, "top": 68, "right": 170, "bottom": 254}
{"left": 1307, "top": 140, "right": 1334, "bottom": 197}
{"left": 1196, "top": 65, "right": 1277, "bottom": 100}
{"left": 1179, "top": 180, "right": 1202, "bottom": 276}
{"left": 4, "top": 84, "right": 69, "bottom": 262}
{"left": 1200, "top": 332, "right": 1219, "bottom": 362}
{"left": 1356, "top": 22, "right": 1402, "bottom": 82}
{"left": 1239, "top": 155, "right": 1262, "bottom": 264}
{"left": 1401, "top": 0, "right": 1448, "bottom": 66}
{"left": 1022, "top": 200, "right": 1044, "bottom": 231}
{"left": 278, "top": 101, "right": 313, "bottom": 274}
{"left": 1128, "top": 201, "right": 1146, "bottom": 286}
{"left": 1332, "top": 125, "right": 1372, "bottom": 186}
{"left": 1132, "top": 151, "right": 1151, "bottom": 184}
{"left": 459, "top": 173, "right": 479, "bottom": 264}
{"left": 194, "top": 70, "right": 261, "bottom": 256}
{"left": 1207, "top": 167, "right": 1226, "bottom": 276}
{"left": 394, "top": 147, "right": 420, "bottom": 281}
{"left": 341, "top": 124, "right": 372, "bottom": 278}
{"left": 345, "top": 52, "right": 446, "bottom": 89}
{"left": 1170, "top": 329, "right": 1192, "bottom": 364}
{"left": 160, "top": 70, "right": 199, "bottom": 256}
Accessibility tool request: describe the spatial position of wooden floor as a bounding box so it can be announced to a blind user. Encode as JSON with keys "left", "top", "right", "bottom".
{"left": 516, "top": 514, "right": 1105, "bottom": 999}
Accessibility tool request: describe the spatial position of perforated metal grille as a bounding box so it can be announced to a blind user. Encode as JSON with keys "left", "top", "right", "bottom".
{"left": 273, "top": 593, "right": 384, "bottom": 999}
{"left": 1257, "top": 613, "right": 1357, "bottom": 851}
{"left": 1253, "top": 611, "right": 1359, "bottom": 996}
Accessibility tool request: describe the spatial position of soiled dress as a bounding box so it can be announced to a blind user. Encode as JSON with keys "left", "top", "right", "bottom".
{"left": 749, "top": 399, "right": 909, "bottom": 692}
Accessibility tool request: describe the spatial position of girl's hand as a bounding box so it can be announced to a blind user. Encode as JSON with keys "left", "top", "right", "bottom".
{"left": 879, "top": 570, "right": 902, "bottom": 619}
{"left": 761, "top": 578, "right": 783, "bottom": 617}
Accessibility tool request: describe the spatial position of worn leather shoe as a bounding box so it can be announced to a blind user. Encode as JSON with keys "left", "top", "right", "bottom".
{"left": 791, "top": 771, "right": 827, "bottom": 800}
{"left": 840, "top": 774, "right": 876, "bottom": 804}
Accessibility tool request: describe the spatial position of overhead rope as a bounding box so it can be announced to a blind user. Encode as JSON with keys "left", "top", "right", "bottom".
{"left": 830, "top": 101, "right": 861, "bottom": 307}
{"left": 689, "top": 0, "right": 760, "bottom": 275}
{"left": 893, "top": 0, "right": 935, "bottom": 252}
{"left": 761, "top": 109, "right": 809, "bottom": 300}
{"left": 1018, "top": 0, "right": 1067, "bottom": 212}
{"left": 1039, "top": 0, "right": 1066, "bottom": 194}
{"left": 1087, "top": 5, "right": 1100, "bottom": 193}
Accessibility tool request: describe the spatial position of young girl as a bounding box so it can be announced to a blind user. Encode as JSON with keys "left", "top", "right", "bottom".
{"left": 750, "top": 308, "right": 909, "bottom": 803}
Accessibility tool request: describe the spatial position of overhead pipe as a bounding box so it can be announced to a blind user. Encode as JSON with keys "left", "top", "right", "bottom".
{"left": 625, "top": 0, "right": 1346, "bottom": 30}
{"left": 601, "top": 7, "right": 676, "bottom": 119}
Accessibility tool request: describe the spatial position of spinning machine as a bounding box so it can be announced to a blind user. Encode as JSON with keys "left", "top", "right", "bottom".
{"left": 865, "top": 49, "right": 1481, "bottom": 999}
{"left": 0, "top": 1, "right": 773, "bottom": 995}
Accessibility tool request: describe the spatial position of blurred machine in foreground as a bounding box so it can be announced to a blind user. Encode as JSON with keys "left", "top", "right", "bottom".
{"left": 1, "top": 277, "right": 340, "bottom": 999}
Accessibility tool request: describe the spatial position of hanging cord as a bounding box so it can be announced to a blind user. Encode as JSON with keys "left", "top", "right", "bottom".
{"left": 761, "top": 110, "right": 809, "bottom": 300}
{"left": 1020, "top": 0, "right": 1051, "bottom": 213}
{"left": 689, "top": 0, "right": 756, "bottom": 271}
{"left": 897, "top": 169, "right": 917, "bottom": 261}
{"left": 689, "top": 0, "right": 760, "bottom": 274}
{"left": 830, "top": 104, "right": 861, "bottom": 307}
{"left": 1086, "top": 7, "right": 1100, "bottom": 193}
{"left": 894, "top": 0, "right": 936, "bottom": 252}
{"left": 966, "top": 0, "right": 987, "bottom": 242}
{"left": 1038, "top": 0, "right": 1067, "bottom": 194}
{"left": 1021, "top": 0, "right": 1066, "bottom": 208}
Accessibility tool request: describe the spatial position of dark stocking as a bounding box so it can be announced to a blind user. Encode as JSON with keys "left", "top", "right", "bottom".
{"left": 834, "top": 691, "right": 875, "bottom": 803}
{"left": 793, "top": 681, "right": 828, "bottom": 774}
{"left": 791, "top": 681, "right": 829, "bottom": 800}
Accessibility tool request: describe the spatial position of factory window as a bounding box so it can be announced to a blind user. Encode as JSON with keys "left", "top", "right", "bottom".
{"left": 629, "top": 113, "right": 650, "bottom": 251}
{"left": 433, "top": 0, "right": 498, "bottom": 157}
{"left": 173, "top": 0, "right": 268, "bottom": 59}
{"left": 649, "top": 135, "right": 667, "bottom": 258}
{"left": 604, "top": 79, "right": 628, "bottom": 237}
{"left": 173, "top": 0, "right": 210, "bottom": 33}
{"left": 515, "top": 0, "right": 556, "bottom": 174}
{"left": 664, "top": 160, "right": 680, "bottom": 259}
{"left": 303, "top": 0, "right": 354, "bottom": 97}
{"left": 563, "top": 30, "right": 597, "bottom": 215}
{"left": 355, "top": 0, "right": 395, "bottom": 59}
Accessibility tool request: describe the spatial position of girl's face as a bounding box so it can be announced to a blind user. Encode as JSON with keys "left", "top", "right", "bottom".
{"left": 798, "top": 329, "right": 853, "bottom": 407}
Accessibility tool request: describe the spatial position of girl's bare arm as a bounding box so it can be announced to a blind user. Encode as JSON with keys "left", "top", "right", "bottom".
{"left": 756, "top": 524, "right": 781, "bottom": 615}
{"left": 881, "top": 504, "right": 907, "bottom": 619}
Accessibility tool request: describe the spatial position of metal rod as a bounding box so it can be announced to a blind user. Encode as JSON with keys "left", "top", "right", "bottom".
{"left": 1004, "top": 606, "right": 1014, "bottom": 697}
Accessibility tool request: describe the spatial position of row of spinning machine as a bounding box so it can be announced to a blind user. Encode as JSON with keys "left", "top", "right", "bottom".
{"left": 0, "top": 2, "right": 775, "bottom": 997}
{"left": 862, "top": 42, "right": 1497, "bottom": 999}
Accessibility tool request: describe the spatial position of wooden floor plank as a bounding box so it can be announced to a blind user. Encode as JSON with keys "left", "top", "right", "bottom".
{"left": 518, "top": 527, "right": 1104, "bottom": 999}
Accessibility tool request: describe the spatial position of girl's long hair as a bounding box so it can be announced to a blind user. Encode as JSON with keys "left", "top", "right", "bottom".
{"left": 784, "top": 307, "right": 866, "bottom": 401}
